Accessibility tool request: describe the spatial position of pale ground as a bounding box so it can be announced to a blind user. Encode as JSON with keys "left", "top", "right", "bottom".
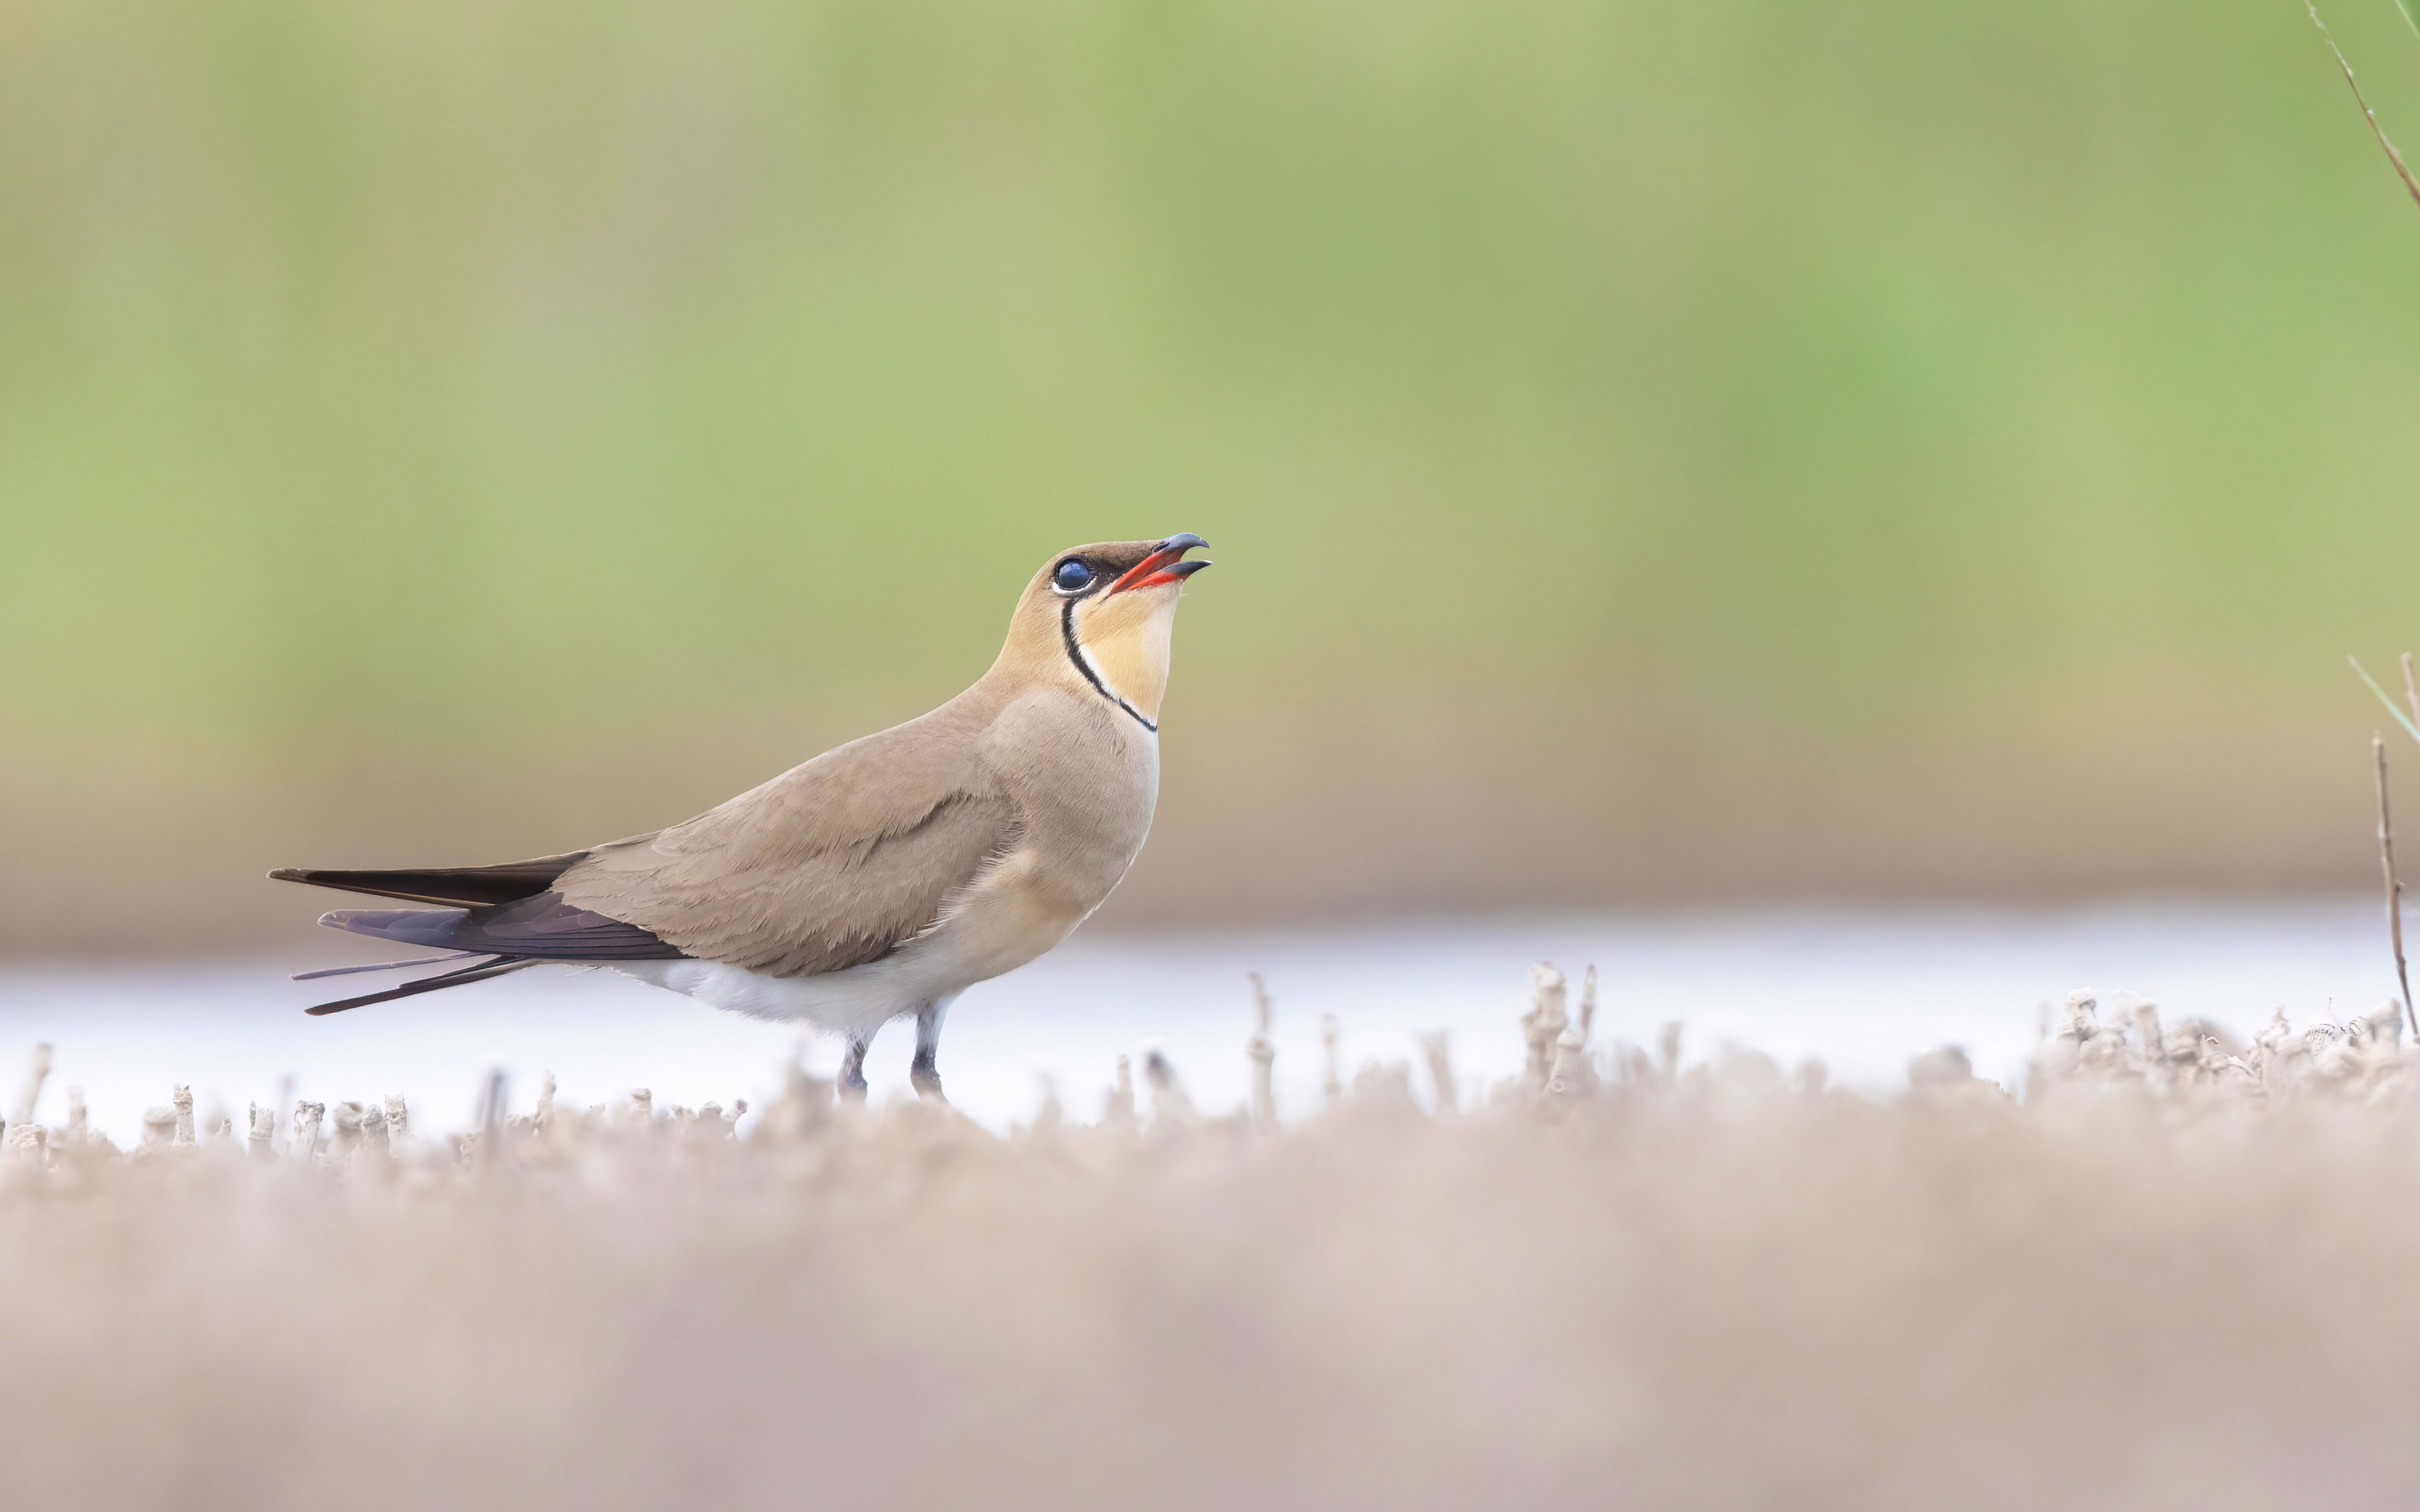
{"left": 3, "top": 963, "right": 2418, "bottom": 1510}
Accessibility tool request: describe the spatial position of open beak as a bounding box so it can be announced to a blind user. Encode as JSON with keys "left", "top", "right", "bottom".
{"left": 1108, "top": 533, "right": 1212, "bottom": 594}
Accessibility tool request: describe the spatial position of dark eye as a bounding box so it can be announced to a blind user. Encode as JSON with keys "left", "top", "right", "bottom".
{"left": 1053, "top": 559, "right": 1095, "bottom": 592}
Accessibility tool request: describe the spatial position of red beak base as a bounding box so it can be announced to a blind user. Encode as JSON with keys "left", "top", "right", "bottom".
{"left": 1108, "top": 534, "right": 1212, "bottom": 594}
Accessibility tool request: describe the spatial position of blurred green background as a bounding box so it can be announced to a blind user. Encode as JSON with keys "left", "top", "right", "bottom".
{"left": 4, "top": 0, "right": 2419, "bottom": 956}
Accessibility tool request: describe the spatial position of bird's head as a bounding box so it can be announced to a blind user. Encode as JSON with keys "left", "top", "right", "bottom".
{"left": 999, "top": 534, "right": 1211, "bottom": 730}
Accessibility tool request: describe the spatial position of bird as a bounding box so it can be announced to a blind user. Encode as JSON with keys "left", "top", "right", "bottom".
{"left": 272, "top": 533, "right": 1211, "bottom": 1102}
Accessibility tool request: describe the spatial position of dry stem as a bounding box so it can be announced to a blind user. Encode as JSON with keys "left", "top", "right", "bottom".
{"left": 2306, "top": 3, "right": 2420, "bottom": 214}
{"left": 11, "top": 1044, "right": 49, "bottom": 1128}
{"left": 2377, "top": 732, "right": 2414, "bottom": 1037}
{"left": 1245, "top": 973, "right": 1277, "bottom": 1132}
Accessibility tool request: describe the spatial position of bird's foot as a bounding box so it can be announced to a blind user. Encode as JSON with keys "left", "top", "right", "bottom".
{"left": 910, "top": 1054, "right": 947, "bottom": 1105}
{"left": 837, "top": 1036, "right": 871, "bottom": 1104}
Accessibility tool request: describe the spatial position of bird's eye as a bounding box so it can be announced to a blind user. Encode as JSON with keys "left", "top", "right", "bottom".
{"left": 1053, "top": 559, "right": 1095, "bottom": 593}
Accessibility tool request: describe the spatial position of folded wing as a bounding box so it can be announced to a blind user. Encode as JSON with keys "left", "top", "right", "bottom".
{"left": 555, "top": 716, "right": 1019, "bottom": 978}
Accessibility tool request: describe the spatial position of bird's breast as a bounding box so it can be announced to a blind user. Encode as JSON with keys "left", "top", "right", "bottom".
{"left": 917, "top": 846, "right": 1092, "bottom": 983}
{"left": 983, "top": 687, "right": 1162, "bottom": 911}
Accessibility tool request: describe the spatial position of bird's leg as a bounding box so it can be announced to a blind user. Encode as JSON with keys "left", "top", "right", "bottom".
{"left": 837, "top": 1032, "right": 872, "bottom": 1103}
{"left": 911, "top": 1000, "right": 950, "bottom": 1103}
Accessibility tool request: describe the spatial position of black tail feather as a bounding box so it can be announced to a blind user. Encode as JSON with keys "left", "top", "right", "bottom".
{"left": 304, "top": 957, "right": 530, "bottom": 1017}
{"left": 290, "top": 952, "right": 486, "bottom": 982}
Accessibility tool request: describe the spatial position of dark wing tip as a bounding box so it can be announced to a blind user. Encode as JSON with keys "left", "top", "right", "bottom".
{"left": 263, "top": 856, "right": 593, "bottom": 907}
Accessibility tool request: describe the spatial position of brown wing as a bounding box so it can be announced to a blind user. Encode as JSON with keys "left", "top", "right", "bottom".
{"left": 552, "top": 717, "right": 1018, "bottom": 978}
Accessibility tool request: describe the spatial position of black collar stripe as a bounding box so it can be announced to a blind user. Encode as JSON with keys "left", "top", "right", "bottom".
{"left": 1060, "top": 597, "right": 1158, "bottom": 734}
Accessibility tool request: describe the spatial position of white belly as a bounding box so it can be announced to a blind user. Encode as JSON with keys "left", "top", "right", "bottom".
{"left": 603, "top": 845, "right": 1092, "bottom": 1038}
{"left": 607, "top": 957, "right": 931, "bottom": 1037}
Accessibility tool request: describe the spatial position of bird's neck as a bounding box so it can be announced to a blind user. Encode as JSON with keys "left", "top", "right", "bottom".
{"left": 984, "top": 586, "right": 1182, "bottom": 733}
{"left": 1068, "top": 592, "right": 1176, "bottom": 727}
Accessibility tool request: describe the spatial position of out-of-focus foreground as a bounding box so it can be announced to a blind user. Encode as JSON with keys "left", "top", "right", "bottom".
{"left": 6, "top": 0, "right": 2420, "bottom": 954}
{"left": 6, "top": 976, "right": 2419, "bottom": 1509}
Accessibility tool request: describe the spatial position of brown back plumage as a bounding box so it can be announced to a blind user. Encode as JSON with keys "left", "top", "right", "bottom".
{"left": 552, "top": 698, "right": 1020, "bottom": 976}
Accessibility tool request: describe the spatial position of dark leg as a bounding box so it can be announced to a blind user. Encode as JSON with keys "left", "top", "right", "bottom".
{"left": 911, "top": 999, "right": 951, "bottom": 1103}
{"left": 838, "top": 1031, "right": 872, "bottom": 1103}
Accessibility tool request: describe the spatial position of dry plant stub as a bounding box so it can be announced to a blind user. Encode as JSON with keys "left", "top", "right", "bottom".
{"left": 7, "top": 972, "right": 2420, "bottom": 1508}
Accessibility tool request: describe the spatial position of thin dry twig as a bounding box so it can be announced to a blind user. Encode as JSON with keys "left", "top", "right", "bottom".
{"left": 1418, "top": 1031, "right": 1458, "bottom": 1115}
{"left": 1142, "top": 1049, "right": 1196, "bottom": 1128}
{"left": 2306, "top": 3, "right": 2420, "bottom": 214}
{"left": 1521, "top": 964, "right": 1568, "bottom": 1095}
{"left": 1103, "top": 1055, "right": 1136, "bottom": 1134}
{"left": 2349, "top": 656, "right": 2420, "bottom": 744}
{"left": 1246, "top": 973, "right": 1277, "bottom": 1132}
{"left": 12, "top": 1043, "right": 50, "bottom": 1128}
{"left": 473, "top": 1070, "right": 507, "bottom": 1172}
{"left": 2377, "top": 732, "right": 2414, "bottom": 1037}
